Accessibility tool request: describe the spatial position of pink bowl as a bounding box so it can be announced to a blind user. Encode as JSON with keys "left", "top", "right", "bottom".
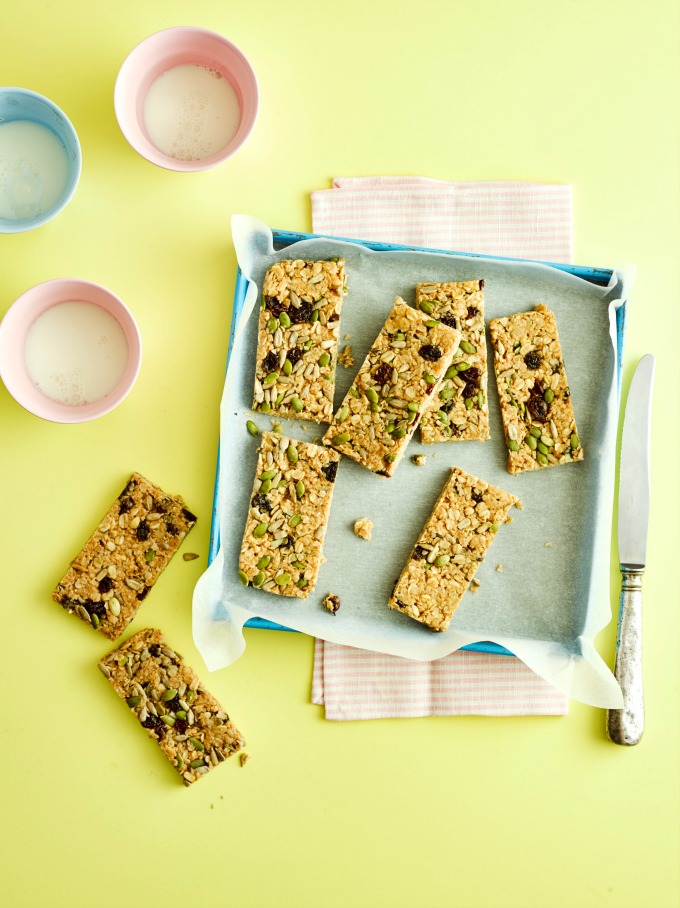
{"left": 0, "top": 279, "right": 142, "bottom": 423}
{"left": 114, "top": 26, "right": 259, "bottom": 172}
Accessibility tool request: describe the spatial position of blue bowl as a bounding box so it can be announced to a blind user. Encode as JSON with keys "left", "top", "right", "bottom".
{"left": 0, "top": 87, "right": 81, "bottom": 233}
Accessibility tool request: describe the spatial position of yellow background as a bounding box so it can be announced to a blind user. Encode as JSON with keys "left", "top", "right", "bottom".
{"left": 1, "top": 2, "right": 678, "bottom": 907}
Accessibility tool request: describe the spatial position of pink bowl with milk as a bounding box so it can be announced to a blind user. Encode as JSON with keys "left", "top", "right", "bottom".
{"left": 0, "top": 279, "right": 142, "bottom": 423}
{"left": 114, "top": 27, "right": 259, "bottom": 171}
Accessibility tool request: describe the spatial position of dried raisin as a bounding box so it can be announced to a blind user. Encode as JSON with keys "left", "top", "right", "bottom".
{"left": 287, "top": 347, "right": 304, "bottom": 366}
{"left": 373, "top": 362, "right": 392, "bottom": 386}
{"left": 419, "top": 344, "right": 442, "bottom": 361}
{"left": 136, "top": 520, "right": 150, "bottom": 541}
{"left": 262, "top": 351, "right": 279, "bottom": 374}
{"left": 265, "top": 295, "right": 287, "bottom": 317}
{"left": 524, "top": 351, "right": 541, "bottom": 370}
{"left": 321, "top": 461, "right": 338, "bottom": 483}
{"left": 527, "top": 394, "right": 549, "bottom": 422}
{"left": 289, "top": 301, "right": 314, "bottom": 324}
{"left": 251, "top": 493, "right": 271, "bottom": 512}
{"left": 98, "top": 575, "right": 114, "bottom": 594}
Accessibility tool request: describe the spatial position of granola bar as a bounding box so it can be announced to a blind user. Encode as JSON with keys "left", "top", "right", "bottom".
{"left": 239, "top": 431, "right": 340, "bottom": 597}
{"left": 322, "top": 299, "right": 461, "bottom": 476}
{"left": 416, "top": 280, "right": 490, "bottom": 443}
{"left": 253, "top": 259, "right": 347, "bottom": 423}
{"left": 98, "top": 629, "right": 244, "bottom": 786}
{"left": 489, "top": 304, "right": 584, "bottom": 474}
{"left": 388, "top": 467, "right": 519, "bottom": 631}
{"left": 53, "top": 473, "right": 196, "bottom": 640}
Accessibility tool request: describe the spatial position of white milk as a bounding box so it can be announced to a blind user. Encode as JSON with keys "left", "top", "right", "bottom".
{"left": 0, "top": 120, "right": 70, "bottom": 221}
{"left": 142, "top": 64, "right": 241, "bottom": 161}
{"left": 25, "top": 302, "right": 129, "bottom": 406}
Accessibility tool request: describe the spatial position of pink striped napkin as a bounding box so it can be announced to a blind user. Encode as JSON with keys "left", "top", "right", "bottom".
{"left": 310, "top": 176, "right": 571, "bottom": 720}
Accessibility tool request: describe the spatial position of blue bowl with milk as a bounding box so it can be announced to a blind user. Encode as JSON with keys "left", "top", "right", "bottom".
{"left": 0, "top": 87, "right": 81, "bottom": 233}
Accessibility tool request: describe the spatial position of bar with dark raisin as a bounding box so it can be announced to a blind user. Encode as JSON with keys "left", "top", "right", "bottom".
{"left": 253, "top": 259, "right": 347, "bottom": 423}
{"left": 53, "top": 473, "right": 196, "bottom": 639}
{"left": 322, "top": 299, "right": 461, "bottom": 476}
{"left": 388, "top": 467, "right": 519, "bottom": 631}
{"left": 415, "top": 280, "right": 490, "bottom": 443}
{"left": 239, "top": 431, "right": 340, "bottom": 597}
{"left": 98, "top": 628, "right": 245, "bottom": 786}
{"left": 489, "top": 304, "right": 584, "bottom": 474}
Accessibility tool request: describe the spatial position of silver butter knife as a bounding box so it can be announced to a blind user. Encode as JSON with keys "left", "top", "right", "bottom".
{"left": 606, "top": 354, "right": 655, "bottom": 745}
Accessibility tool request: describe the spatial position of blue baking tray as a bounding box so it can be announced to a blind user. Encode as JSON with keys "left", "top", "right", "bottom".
{"left": 208, "top": 229, "right": 627, "bottom": 655}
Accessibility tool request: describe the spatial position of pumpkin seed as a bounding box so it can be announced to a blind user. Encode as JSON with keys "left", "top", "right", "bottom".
{"left": 246, "top": 420, "right": 259, "bottom": 436}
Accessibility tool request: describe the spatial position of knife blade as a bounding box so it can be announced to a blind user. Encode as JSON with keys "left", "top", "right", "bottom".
{"left": 606, "top": 354, "right": 655, "bottom": 745}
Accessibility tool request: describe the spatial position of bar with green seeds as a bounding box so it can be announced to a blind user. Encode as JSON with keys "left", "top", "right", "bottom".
{"left": 415, "top": 280, "right": 490, "bottom": 443}
{"left": 322, "top": 299, "right": 461, "bottom": 476}
{"left": 52, "top": 473, "right": 196, "bottom": 640}
{"left": 239, "top": 431, "right": 341, "bottom": 598}
{"left": 253, "top": 258, "right": 347, "bottom": 424}
{"left": 489, "top": 304, "right": 584, "bottom": 474}
{"left": 389, "top": 467, "right": 520, "bottom": 631}
{"left": 98, "top": 628, "right": 245, "bottom": 786}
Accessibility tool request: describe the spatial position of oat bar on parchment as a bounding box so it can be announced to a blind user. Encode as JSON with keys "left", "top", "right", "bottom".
{"left": 53, "top": 473, "right": 196, "bottom": 639}
{"left": 489, "top": 304, "right": 584, "bottom": 474}
{"left": 389, "top": 467, "right": 519, "bottom": 631}
{"left": 253, "top": 259, "right": 347, "bottom": 423}
{"left": 239, "top": 431, "right": 340, "bottom": 598}
{"left": 322, "top": 299, "right": 461, "bottom": 476}
{"left": 416, "top": 280, "right": 490, "bottom": 443}
{"left": 98, "top": 628, "right": 244, "bottom": 786}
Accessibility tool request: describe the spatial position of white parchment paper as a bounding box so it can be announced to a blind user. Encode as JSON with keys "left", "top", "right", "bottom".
{"left": 193, "top": 215, "right": 632, "bottom": 708}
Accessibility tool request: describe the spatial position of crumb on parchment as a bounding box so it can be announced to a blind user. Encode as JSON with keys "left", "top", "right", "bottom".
{"left": 496, "top": 564, "right": 503, "bottom": 572}
{"left": 411, "top": 454, "right": 426, "bottom": 466}
{"left": 240, "top": 753, "right": 251, "bottom": 767}
{"left": 353, "top": 517, "right": 373, "bottom": 540}
{"left": 323, "top": 593, "right": 341, "bottom": 615}
{"left": 338, "top": 344, "right": 355, "bottom": 368}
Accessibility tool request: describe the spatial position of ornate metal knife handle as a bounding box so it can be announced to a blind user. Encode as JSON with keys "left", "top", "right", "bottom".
{"left": 606, "top": 569, "right": 644, "bottom": 745}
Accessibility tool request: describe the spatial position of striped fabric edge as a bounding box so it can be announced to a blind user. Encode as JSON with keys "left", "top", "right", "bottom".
{"left": 313, "top": 640, "right": 568, "bottom": 720}
{"left": 311, "top": 181, "right": 573, "bottom": 263}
